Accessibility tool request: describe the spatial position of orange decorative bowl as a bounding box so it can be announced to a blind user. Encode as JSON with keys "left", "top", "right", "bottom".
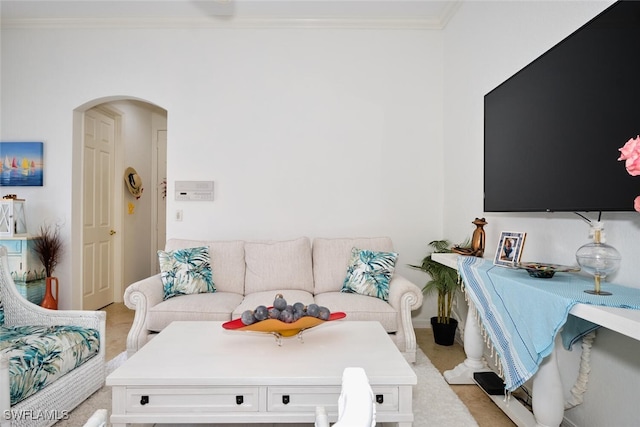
{"left": 222, "top": 312, "right": 346, "bottom": 337}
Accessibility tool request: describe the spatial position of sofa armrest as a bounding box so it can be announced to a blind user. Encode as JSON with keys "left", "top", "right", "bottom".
{"left": 124, "top": 274, "right": 163, "bottom": 356}
{"left": 388, "top": 274, "right": 423, "bottom": 363}
{"left": 388, "top": 274, "right": 423, "bottom": 312}
{"left": 124, "top": 273, "right": 164, "bottom": 310}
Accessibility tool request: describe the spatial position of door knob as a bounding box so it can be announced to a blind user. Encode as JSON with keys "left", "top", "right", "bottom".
{"left": 110, "top": 230, "right": 116, "bottom": 235}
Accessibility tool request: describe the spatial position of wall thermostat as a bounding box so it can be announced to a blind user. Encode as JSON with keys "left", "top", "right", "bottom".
{"left": 175, "top": 181, "right": 214, "bottom": 201}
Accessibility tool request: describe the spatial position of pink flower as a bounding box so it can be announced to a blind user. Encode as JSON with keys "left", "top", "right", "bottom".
{"left": 618, "top": 135, "right": 640, "bottom": 176}
{"left": 618, "top": 136, "right": 640, "bottom": 211}
{"left": 628, "top": 159, "right": 640, "bottom": 176}
{"left": 618, "top": 135, "right": 640, "bottom": 160}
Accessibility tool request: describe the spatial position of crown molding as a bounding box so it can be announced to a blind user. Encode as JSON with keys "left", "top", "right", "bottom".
{"left": 0, "top": 16, "right": 439, "bottom": 30}
{"left": 438, "top": 1, "right": 462, "bottom": 28}
{"left": 0, "top": 2, "right": 462, "bottom": 30}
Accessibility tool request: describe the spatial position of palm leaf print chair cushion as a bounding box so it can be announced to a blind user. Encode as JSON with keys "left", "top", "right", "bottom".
{"left": 0, "top": 324, "right": 100, "bottom": 405}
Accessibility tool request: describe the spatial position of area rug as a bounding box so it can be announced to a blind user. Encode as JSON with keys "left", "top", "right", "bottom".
{"left": 55, "top": 349, "right": 478, "bottom": 426}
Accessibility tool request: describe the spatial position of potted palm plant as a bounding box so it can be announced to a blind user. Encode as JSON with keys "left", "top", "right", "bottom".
{"left": 410, "top": 240, "right": 460, "bottom": 345}
{"left": 32, "top": 223, "right": 63, "bottom": 310}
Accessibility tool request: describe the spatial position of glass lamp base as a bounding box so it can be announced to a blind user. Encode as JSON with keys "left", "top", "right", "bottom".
{"left": 585, "top": 275, "right": 612, "bottom": 296}
{"left": 584, "top": 289, "right": 612, "bottom": 296}
{"left": 575, "top": 226, "right": 621, "bottom": 298}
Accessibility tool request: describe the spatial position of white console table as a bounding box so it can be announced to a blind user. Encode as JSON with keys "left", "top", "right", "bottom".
{"left": 433, "top": 253, "right": 640, "bottom": 427}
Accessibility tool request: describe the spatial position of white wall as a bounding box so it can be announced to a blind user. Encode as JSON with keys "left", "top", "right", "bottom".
{"left": 0, "top": 25, "right": 443, "bottom": 323}
{"left": 443, "top": 1, "right": 640, "bottom": 426}
{"left": 5, "top": 3, "right": 635, "bottom": 424}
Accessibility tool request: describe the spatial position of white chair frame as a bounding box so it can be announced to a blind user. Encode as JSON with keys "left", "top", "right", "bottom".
{"left": 0, "top": 246, "right": 106, "bottom": 427}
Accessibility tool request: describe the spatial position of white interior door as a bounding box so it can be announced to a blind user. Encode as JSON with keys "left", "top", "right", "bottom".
{"left": 82, "top": 108, "right": 116, "bottom": 310}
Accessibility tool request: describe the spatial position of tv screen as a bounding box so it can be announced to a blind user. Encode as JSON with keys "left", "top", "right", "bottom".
{"left": 484, "top": 1, "right": 640, "bottom": 212}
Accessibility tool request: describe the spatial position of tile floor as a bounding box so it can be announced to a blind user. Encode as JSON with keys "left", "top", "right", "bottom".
{"left": 101, "top": 303, "right": 515, "bottom": 426}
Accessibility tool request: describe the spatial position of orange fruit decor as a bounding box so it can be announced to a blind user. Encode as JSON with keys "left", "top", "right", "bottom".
{"left": 222, "top": 312, "right": 346, "bottom": 337}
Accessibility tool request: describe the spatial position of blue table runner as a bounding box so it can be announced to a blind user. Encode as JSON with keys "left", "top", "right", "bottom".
{"left": 457, "top": 256, "right": 640, "bottom": 392}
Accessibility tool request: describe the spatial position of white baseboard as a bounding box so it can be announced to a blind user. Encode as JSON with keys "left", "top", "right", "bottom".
{"left": 413, "top": 319, "right": 431, "bottom": 329}
{"left": 561, "top": 416, "right": 578, "bottom": 427}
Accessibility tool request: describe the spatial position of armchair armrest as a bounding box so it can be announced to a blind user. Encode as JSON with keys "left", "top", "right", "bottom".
{"left": 0, "top": 247, "right": 106, "bottom": 334}
{"left": 124, "top": 274, "right": 164, "bottom": 356}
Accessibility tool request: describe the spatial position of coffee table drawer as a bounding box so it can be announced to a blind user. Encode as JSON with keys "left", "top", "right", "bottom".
{"left": 267, "top": 386, "right": 399, "bottom": 413}
{"left": 268, "top": 386, "right": 341, "bottom": 412}
{"left": 371, "top": 386, "right": 399, "bottom": 412}
{"left": 125, "top": 387, "right": 260, "bottom": 413}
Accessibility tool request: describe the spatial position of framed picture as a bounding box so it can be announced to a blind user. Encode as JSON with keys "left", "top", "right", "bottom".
{"left": 494, "top": 231, "right": 526, "bottom": 266}
{"left": 0, "top": 142, "right": 44, "bottom": 187}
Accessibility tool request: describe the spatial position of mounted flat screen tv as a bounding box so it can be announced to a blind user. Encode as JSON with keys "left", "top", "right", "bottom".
{"left": 484, "top": 1, "right": 640, "bottom": 212}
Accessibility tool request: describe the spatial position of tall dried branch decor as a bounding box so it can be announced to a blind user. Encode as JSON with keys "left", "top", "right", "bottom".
{"left": 33, "top": 223, "right": 64, "bottom": 277}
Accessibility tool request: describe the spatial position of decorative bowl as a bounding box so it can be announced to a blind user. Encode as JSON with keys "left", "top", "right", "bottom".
{"left": 222, "top": 312, "right": 346, "bottom": 337}
{"left": 515, "top": 262, "right": 580, "bottom": 279}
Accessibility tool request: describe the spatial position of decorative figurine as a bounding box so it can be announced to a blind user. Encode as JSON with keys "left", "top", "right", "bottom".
{"left": 452, "top": 217, "right": 487, "bottom": 257}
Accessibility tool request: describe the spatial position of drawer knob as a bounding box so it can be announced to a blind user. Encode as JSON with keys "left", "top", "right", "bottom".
{"left": 140, "top": 395, "right": 149, "bottom": 406}
{"left": 282, "top": 395, "right": 290, "bottom": 405}
{"left": 236, "top": 395, "right": 243, "bottom": 405}
{"left": 376, "top": 394, "right": 384, "bottom": 404}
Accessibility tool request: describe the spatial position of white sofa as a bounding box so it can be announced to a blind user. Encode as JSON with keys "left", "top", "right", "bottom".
{"left": 125, "top": 237, "right": 423, "bottom": 362}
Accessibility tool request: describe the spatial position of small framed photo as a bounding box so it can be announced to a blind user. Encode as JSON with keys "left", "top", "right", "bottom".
{"left": 494, "top": 231, "right": 526, "bottom": 266}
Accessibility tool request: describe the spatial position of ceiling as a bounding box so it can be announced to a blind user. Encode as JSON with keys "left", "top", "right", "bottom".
{"left": 0, "top": 0, "right": 462, "bottom": 29}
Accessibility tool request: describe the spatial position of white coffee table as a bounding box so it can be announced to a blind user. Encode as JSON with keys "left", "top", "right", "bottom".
{"left": 106, "top": 320, "right": 416, "bottom": 426}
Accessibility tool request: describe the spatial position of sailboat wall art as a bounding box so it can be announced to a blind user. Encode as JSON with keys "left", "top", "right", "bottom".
{"left": 0, "top": 142, "right": 44, "bottom": 187}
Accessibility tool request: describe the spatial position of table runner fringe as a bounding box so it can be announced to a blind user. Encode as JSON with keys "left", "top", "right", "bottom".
{"left": 461, "top": 280, "right": 510, "bottom": 401}
{"left": 460, "top": 271, "right": 593, "bottom": 409}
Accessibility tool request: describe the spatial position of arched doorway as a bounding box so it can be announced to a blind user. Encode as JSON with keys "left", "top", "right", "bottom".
{"left": 72, "top": 97, "right": 167, "bottom": 310}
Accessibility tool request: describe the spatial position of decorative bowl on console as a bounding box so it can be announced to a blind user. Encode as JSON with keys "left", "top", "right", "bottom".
{"left": 515, "top": 262, "right": 580, "bottom": 279}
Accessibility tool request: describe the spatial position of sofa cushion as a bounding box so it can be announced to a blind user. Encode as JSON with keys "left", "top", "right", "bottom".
{"left": 159, "top": 246, "right": 215, "bottom": 300}
{"left": 341, "top": 247, "right": 398, "bottom": 301}
{"left": 0, "top": 324, "right": 100, "bottom": 405}
{"left": 244, "top": 237, "right": 314, "bottom": 295}
{"left": 165, "top": 239, "right": 245, "bottom": 294}
{"left": 313, "top": 292, "right": 398, "bottom": 333}
{"left": 313, "top": 237, "right": 395, "bottom": 295}
{"left": 232, "top": 290, "right": 315, "bottom": 319}
{"left": 147, "top": 292, "right": 244, "bottom": 332}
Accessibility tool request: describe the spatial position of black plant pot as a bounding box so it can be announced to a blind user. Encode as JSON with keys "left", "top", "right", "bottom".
{"left": 431, "top": 316, "right": 458, "bottom": 346}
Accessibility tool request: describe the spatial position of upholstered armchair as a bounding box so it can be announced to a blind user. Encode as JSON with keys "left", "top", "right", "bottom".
{"left": 0, "top": 246, "right": 106, "bottom": 427}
